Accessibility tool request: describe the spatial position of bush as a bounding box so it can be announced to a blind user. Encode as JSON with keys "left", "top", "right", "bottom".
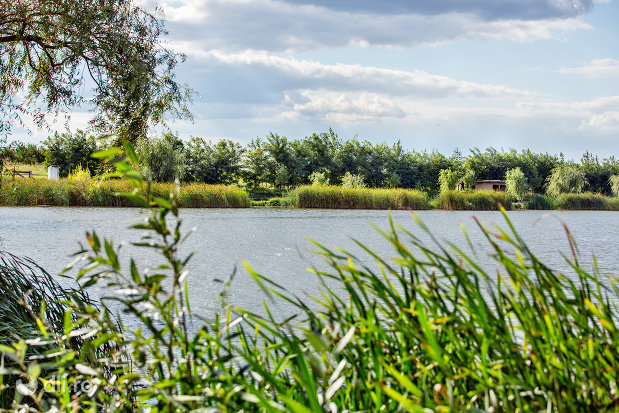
{"left": 546, "top": 164, "right": 587, "bottom": 197}
{"left": 438, "top": 190, "right": 513, "bottom": 210}
{"left": 341, "top": 172, "right": 366, "bottom": 189}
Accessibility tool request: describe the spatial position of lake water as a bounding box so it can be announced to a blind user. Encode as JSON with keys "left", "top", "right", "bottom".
{"left": 1, "top": 207, "right": 617, "bottom": 320}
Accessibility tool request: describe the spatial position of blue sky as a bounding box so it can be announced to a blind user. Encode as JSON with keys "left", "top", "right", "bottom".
{"left": 21, "top": 0, "right": 619, "bottom": 159}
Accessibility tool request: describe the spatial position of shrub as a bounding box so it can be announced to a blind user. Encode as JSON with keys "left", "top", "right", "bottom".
{"left": 438, "top": 168, "right": 459, "bottom": 193}
{"left": 341, "top": 172, "right": 366, "bottom": 189}
{"left": 309, "top": 171, "right": 329, "bottom": 186}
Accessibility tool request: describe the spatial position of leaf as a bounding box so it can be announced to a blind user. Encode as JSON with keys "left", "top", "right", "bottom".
{"left": 92, "top": 147, "right": 122, "bottom": 159}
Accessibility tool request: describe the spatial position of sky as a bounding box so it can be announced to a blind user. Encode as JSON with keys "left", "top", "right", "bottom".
{"left": 17, "top": 0, "right": 619, "bottom": 159}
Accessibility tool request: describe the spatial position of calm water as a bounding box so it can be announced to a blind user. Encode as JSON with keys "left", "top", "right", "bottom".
{"left": 1, "top": 207, "right": 617, "bottom": 319}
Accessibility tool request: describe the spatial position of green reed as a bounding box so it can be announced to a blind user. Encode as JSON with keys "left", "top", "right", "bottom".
{"left": 556, "top": 192, "right": 619, "bottom": 210}
{"left": 293, "top": 185, "right": 429, "bottom": 210}
{"left": 0, "top": 177, "right": 250, "bottom": 208}
{"left": 1, "top": 143, "right": 617, "bottom": 412}
{"left": 438, "top": 189, "right": 513, "bottom": 210}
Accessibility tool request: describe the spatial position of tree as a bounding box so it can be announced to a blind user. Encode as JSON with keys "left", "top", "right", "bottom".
{"left": 459, "top": 168, "right": 476, "bottom": 190}
{"left": 43, "top": 129, "right": 100, "bottom": 177}
{"left": 610, "top": 175, "right": 619, "bottom": 197}
{"left": 0, "top": 0, "right": 191, "bottom": 143}
{"left": 438, "top": 168, "right": 459, "bottom": 193}
{"left": 505, "top": 167, "right": 528, "bottom": 200}
{"left": 138, "top": 133, "right": 186, "bottom": 182}
{"left": 341, "top": 172, "right": 366, "bottom": 188}
{"left": 185, "top": 138, "right": 243, "bottom": 184}
{"left": 546, "top": 164, "right": 587, "bottom": 197}
{"left": 309, "top": 171, "right": 329, "bottom": 186}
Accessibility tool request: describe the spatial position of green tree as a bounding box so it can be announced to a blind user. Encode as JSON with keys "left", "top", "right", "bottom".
{"left": 341, "top": 171, "right": 366, "bottom": 188}
{"left": 138, "top": 133, "right": 186, "bottom": 182}
{"left": 0, "top": 0, "right": 191, "bottom": 143}
{"left": 609, "top": 175, "right": 619, "bottom": 197}
{"left": 505, "top": 167, "right": 528, "bottom": 200}
{"left": 459, "top": 168, "right": 476, "bottom": 190}
{"left": 546, "top": 164, "right": 587, "bottom": 197}
{"left": 438, "top": 168, "right": 459, "bottom": 193}
{"left": 43, "top": 129, "right": 100, "bottom": 177}
{"left": 309, "top": 171, "right": 329, "bottom": 186}
{"left": 185, "top": 138, "right": 243, "bottom": 184}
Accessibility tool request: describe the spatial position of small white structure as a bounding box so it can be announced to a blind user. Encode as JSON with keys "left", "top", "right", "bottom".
{"left": 47, "top": 165, "right": 60, "bottom": 180}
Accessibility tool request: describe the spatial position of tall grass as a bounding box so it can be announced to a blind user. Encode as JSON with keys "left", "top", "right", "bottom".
{"left": 523, "top": 193, "right": 555, "bottom": 210}
{"left": 438, "top": 189, "right": 513, "bottom": 210}
{"left": 556, "top": 192, "right": 619, "bottom": 210}
{"left": 1, "top": 145, "right": 617, "bottom": 411}
{"left": 293, "top": 185, "right": 429, "bottom": 209}
{"left": 0, "top": 177, "right": 250, "bottom": 208}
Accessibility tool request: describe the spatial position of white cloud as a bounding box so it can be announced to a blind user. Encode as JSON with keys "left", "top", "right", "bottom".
{"left": 159, "top": 0, "right": 591, "bottom": 53}
{"left": 183, "top": 50, "right": 537, "bottom": 101}
{"left": 559, "top": 58, "right": 619, "bottom": 77}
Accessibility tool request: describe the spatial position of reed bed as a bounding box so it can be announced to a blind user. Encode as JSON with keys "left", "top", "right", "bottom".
{"left": 0, "top": 178, "right": 250, "bottom": 208}
{"left": 438, "top": 189, "right": 513, "bottom": 210}
{"left": 293, "top": 185, "right": 429, "bottom": 209}
{"left": 523, "top": 193, "right": 555, "bottom": 210}
{"left": 556, "top": 192, "right": 619, "bottom": 210}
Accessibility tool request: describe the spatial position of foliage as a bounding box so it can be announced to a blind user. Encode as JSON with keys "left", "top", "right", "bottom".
{"left": 274, "top": 165, "right": 290, "bottom": 188}
{"left": 309, "top": 171, "right": 330, "bottom": 186}
{"left": 438, "top": 190, "right": 513, "bottom": 210}
{"left": 459, "top": 168, "right": 476, "bottom": 190}
{"left": 137, "top": 133, "right": 186, "bottom": 182}
{"left": 610, "top": 174, "right": 619, "bottom": 197}
{"left": 385, "top": 171, "right": 401, "bottom": 188}
{"left": 0, "top": 142, "right": 45, "bottom": 165}
{"left": 0, "top": 0, "right": 191, "bottom": 142}
{"left": 184, "top": 137, "right": 244, "bottom": 184}
{"left": 0, "top": 176, "right": 250, "bottom": 207}
{"left": 43, "top": 130, "right": 101, "bottom": 177}
{"left": 293, "top": 185, "right": 429, "bottom": 209}
{"left": 505, "top": 167, "right": 528, "bottom": 199}
{"left": 555, "top": 192, "right": 619, "bottom": 211}
{"left": 1, "top": 145, "right": 617, "bottom": 411}
{"left": 546, "top": 164, "right": 587, "bottom": 198}
{"left": 523, "top": 193, "right": 555, "bottom": 210}
{"left": 438, "top": 168, "right": 459, "bottom": 193}
{"left": 341, "top": 171, "right": 366, "bottom": 189}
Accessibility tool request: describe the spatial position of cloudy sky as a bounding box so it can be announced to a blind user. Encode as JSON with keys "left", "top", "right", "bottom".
{"left": 23, "top": 0, "right": 619, "bottom": 158}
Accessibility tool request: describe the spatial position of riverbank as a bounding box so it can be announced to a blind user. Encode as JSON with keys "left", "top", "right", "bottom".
{"left": 1, "top": 178, "right": 618, "bottom": 210}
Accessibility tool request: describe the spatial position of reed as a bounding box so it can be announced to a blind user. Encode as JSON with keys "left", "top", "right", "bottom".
{"left": 0, "top": 177, "right": 250, "bottom": 208}
{"left": 523, "top": 193, "right": 555, "bottom": 210}
{"left": 556, "top": 192, "right": 619, "bottom": 210}
{"left": 293, "top": 185, "right": 429, "bottom": 210}
{"left": 438, "top": 189, "right": 513, "bottom": 210}
{"left": 2, "top": 143, "right": 617, "bottom": 411}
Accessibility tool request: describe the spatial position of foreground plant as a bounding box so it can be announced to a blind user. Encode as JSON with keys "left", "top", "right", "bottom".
{"left": 1, "top": 142, "right": 617, "bottom": 412}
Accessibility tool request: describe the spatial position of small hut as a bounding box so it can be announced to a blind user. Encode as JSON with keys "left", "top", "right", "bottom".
{"left": 475, "top": 180, "right": 506, "bottom": 191}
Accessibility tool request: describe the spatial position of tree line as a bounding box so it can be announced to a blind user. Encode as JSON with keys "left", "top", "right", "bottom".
{"left": 2, "top": 129, "right": 619, "bottom": 195}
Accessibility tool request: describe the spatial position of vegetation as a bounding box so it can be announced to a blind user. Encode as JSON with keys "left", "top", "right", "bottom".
{"left": 505, "top": 167, "right": 528, "bottom": 200}
{"left": 1, "top": 144, "right": 617, "bottom": 411}
{"left": 555, "top": 192, "right": 619, "bottom": 211}
{"left": 523, "top": 193, "right": 555, "bottom": 210}
{"left": 546, "top": 164, "right": 587, "bottom": 198}
{"left": 0, "top": 0, "right": 191, "bottom": 143}
{"left": 438, "top": 189, "right": 513, "bottom": 210}
{"left": 610, "top": 174, "right": 619, "bottom": 197}
{"left": 0, "top": 175, "right": 249, "bottom": 208}
{"left": 293, "top": 185, "right": 429, "bottom": 209}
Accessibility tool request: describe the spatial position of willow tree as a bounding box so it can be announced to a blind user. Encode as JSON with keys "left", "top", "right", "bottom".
{"left": 0, "top": 0, "right": 192, "bottom": 145}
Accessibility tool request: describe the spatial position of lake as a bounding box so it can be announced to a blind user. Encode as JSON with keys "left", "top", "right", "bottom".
{"left": 1, "top": 207, "right": 617, "bottom": 320}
